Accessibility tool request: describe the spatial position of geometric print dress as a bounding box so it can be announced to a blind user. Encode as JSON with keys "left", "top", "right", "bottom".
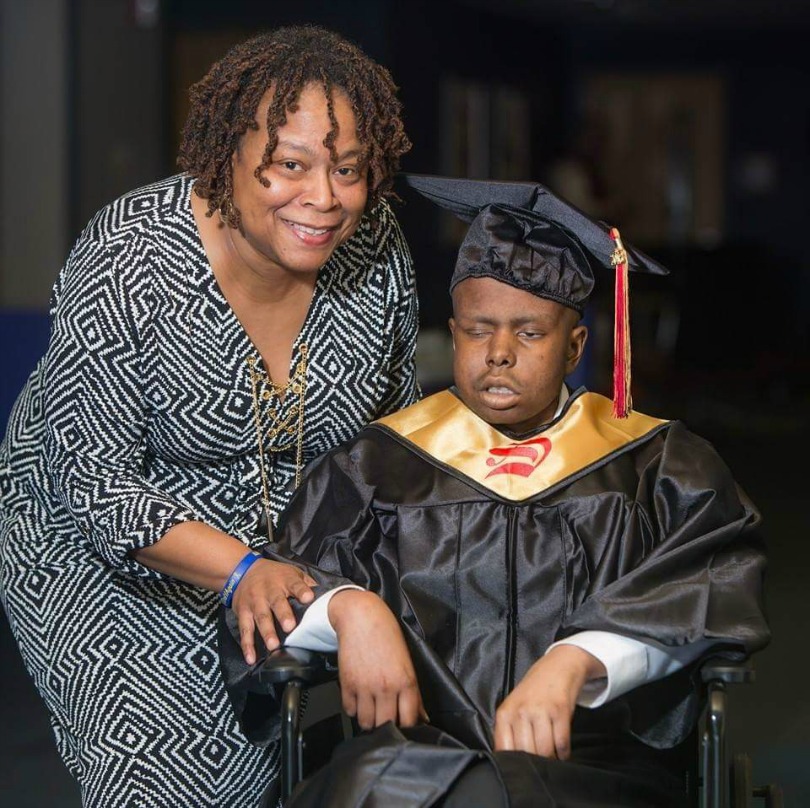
{"left": 0, "top": 174, "right": 419, "bottom": 806}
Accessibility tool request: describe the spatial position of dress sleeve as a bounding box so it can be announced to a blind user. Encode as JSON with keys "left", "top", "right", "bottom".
{"left": 372, "top": 201, "right": 421, "bottom": 416}
{"left": 43, "top": 226, "right": 197, "bottom": 577}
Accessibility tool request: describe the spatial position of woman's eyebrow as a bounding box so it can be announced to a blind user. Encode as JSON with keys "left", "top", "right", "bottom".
{"left": 335, "top": 148, "right": 364, "bottom": 162}
{"left": 273, "top": 140, "right": 316, "bottom": 156}
{"left": 273, "top": 141, "right": 363, "bottom": 162}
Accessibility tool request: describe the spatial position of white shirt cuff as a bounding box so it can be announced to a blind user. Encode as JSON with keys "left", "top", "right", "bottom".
{"left": 283, "top": 584, "right": 363, "bottom": 652}
{"left": 548, "top": 631, "right": 712, "bottom": 708}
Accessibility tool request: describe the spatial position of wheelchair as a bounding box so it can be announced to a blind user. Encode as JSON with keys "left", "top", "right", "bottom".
{"left": 254, "top": 647, "right": 783, "bottom": 808}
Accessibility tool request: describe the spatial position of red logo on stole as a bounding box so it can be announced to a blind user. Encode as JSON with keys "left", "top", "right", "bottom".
{"left": 485, "top": 437, "right": 552, "bottom": 478}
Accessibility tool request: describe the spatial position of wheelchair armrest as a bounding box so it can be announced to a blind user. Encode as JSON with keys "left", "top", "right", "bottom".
{"left": 253, "top": 646, "right": 338, "bottom": 688}
{"left": 700, "top": 658, "right": 758, "bottom": 808}
{"left": 700, "top": 659, "right": 755, "bottom": 686}
{"left": 252, "top": 648, "right": 340, "bottom": 805}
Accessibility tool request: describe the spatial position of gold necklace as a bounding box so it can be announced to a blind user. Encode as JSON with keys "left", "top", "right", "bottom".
{"left": 247, "top": 343, "right": 308, "bottom": 542}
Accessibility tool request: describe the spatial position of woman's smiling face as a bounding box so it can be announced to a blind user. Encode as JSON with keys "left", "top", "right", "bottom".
{"left": 229, "top": 82, "right": 368, "bottom": 278}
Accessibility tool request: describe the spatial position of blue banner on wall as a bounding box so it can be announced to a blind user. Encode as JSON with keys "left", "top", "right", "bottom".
{"left": 0, "top": 310, "right": 50, "bottom": 437}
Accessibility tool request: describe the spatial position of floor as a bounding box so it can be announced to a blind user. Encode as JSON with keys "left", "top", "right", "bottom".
{"left": 1, "top": 387, "right": 807, "bottom": 807}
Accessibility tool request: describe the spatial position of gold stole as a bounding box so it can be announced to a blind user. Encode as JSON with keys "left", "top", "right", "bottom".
{"left": 374, "top": 391, "right": 668, "bottom": 501}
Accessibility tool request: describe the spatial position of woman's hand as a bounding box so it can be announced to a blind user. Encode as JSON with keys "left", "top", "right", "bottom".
{"left": 231, "top": 559, "right": 318, "bottom": 665}
{"left": 328, "top": 590, "right": 425, "bottom": 730}
{"left": 493, "top": 644, "right": 606, "bottom": 760}
{"left": 132, "top": 521, "right": 316, "bottom": 664}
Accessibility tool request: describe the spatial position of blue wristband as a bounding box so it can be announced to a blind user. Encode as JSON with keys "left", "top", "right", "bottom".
{"left": 220, "top": 551, "right": 261, "bottom": 608}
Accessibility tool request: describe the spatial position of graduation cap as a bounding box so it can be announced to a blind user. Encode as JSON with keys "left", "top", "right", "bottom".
{"left": 402, "top": 173, "right": 668, "bottom": 418}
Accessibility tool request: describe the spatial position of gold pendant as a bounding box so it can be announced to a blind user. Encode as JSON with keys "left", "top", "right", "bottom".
{"left": 247, "top": 343, "right": 309, "bottom": 536}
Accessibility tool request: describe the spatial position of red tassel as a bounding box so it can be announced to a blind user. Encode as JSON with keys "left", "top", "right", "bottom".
{"left": 610, "top": 228, "right": 632, "bottom": 418}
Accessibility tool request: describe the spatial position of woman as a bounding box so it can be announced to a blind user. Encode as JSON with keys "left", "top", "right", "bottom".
{"left": 0, "top": 25, "right": 417, "bottom": 806}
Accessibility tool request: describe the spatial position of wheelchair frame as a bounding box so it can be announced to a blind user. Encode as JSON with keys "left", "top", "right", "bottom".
{"left": 256, "top": 647, "right": 782, "bottom": 808}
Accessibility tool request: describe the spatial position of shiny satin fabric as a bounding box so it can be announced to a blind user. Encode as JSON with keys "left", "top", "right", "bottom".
{"left": 374, "top": 389, "right": 668, "bottom": 501}
{"left": 219, "top": 387, "right": 768, "bottom": 789}
{"left": 402, "top": 174, "right": 669, "bottom": 283}
{"left": 287, "top": 723, "right": 492, "bottom": 808}
{"left": 285, "top": 723, "right": 691, "bottom": 808}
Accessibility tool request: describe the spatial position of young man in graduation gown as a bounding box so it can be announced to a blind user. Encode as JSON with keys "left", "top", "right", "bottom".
{"left": 219, "top": 175, "right": 769, "bottom": 807}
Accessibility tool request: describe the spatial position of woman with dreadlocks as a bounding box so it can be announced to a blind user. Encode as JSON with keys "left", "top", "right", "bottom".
{"left": 0, "top": 26, "right": 417, "bottom": 806}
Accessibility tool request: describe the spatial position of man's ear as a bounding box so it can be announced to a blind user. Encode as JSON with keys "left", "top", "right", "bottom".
{"left": 448, "top": 317, "right": 456, "bottom": 350}
{"left": 566, "top": 324, "right": 588, "bottom": 374}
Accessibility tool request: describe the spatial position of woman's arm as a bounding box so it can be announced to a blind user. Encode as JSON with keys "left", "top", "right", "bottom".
{"left": 132, "top": 522, "right": 316, "bottom": 664}
{"left": 44, "top": 222, "right": 315, "bottom": 661}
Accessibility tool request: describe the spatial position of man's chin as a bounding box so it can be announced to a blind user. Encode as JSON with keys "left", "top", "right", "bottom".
{"left": 469, "top": 399, "right": 522, "bottom": 428}
{"left": 459, "top": 391, "right": 543, "bottom": 431}
{"left": 471, "top": 400, "right": 553, "bottom": 435}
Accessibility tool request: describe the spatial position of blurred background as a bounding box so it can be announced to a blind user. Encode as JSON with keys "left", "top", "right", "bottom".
{"left": 1, "top": 0, "right": 808, "bottom": 805}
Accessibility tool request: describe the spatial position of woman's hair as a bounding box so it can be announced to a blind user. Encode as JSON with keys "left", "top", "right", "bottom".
{"left": 177, "top": 25, "right": 411, "bottom": 229}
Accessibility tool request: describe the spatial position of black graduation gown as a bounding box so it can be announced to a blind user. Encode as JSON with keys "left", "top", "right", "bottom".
{"left": 220, "top": 388, "right": 769, "bottom": 807}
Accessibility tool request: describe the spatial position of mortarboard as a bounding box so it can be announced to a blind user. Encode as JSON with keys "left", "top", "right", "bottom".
{"left": 402, "top": 173, "right": 669, "bottom": 418}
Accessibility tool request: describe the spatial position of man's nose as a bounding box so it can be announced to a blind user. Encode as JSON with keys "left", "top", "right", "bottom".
{"left": 486, "top": 333, "right": 515, "bottom": 367}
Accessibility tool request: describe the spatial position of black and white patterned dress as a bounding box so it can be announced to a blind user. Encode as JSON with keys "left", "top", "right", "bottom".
{"left": 0, "top": 174, "right": 419, "bottom": 806}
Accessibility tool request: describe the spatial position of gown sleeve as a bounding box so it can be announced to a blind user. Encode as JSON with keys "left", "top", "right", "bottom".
{"left": 560, "top": 421, "right": 770, "bottom": 745}
{"left": 218, "top": 444, "right": 385, "bottom": 744}
{"left": 219, "top": 438, "right": 496, "bottom": 749}
{"left": 43, "top": 222, "right": 197, "bottom": 577}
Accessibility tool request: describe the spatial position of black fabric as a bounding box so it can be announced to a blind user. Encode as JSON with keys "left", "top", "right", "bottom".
{"left": 219, "top": 387, "right": 768, "bottom": 805}
{"left": 402, "top": 173, "right": 667, "bottom": 312}
{"left": 287, "top": 723, "right": 489, "bottom": 808}
{"left": 440, "top": 759, "right": 508, "bottom": 808}
{"left": 285, "top": 723, "right": 689, "bottom": 808}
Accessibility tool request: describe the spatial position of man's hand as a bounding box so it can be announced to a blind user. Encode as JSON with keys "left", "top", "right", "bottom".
{"left": 329, "top": 590, "right": 425, "bottom": 730}
{"left": 494, "top": 644, "right": 606, "bottom": 760}
{"left": 231, "top": 559, "right": 318, "bottom": 665}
